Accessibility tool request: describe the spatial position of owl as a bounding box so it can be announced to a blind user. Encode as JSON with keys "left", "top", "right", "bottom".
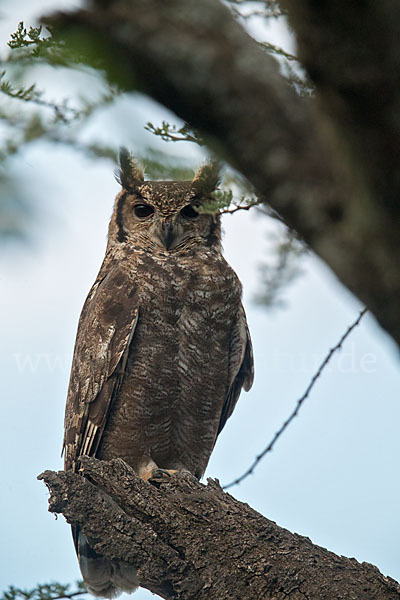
{"left": 63, "top": 149, "right": 254, "bottom": 597}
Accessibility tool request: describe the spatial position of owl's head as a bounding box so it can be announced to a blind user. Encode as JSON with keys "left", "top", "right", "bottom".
{"left": 108, "top": 149, "right": 222, "bottom": 253}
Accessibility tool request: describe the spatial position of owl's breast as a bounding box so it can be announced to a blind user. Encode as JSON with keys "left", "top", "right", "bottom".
{"left": 132, "top": 249, "right": 241, "bottom": 322}
{"left": 99, "top": 248, "right": 242, "bottom": 475}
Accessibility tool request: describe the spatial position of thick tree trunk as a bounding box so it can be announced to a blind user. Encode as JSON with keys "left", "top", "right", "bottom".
{"left": 45, "top": 0, "right": 400, "bottom": 349}
{"left": 38, "top": 457, "right": 400, "bottom": 600}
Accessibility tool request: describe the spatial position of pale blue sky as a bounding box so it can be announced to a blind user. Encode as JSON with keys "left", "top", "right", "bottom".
{"left": 1, "top": 3, "right": 400, "bottom": 599}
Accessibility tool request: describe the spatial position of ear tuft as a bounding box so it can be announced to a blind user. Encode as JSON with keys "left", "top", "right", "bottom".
{"left": 115, "top": 148, "right": 145, "bottom": 190}
{"left": 192, "top": 161, "right": 221, "bottom": 195}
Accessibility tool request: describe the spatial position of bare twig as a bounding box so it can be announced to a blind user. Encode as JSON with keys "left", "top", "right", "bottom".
{"left": 227, "top": 0, "right": 285, "bottom": 19}
{"left": 219, "top": 199, "right": 264, "bottom": 215}
{"left": 49, "top": 594, "right": 87, "bottom": 600}
{"left": 0, "top": 584, "right": 88, "bottom": 600}
{"left": 223, "top": 307, "right": 368, "bottom": 490}
{"left": 144, "top": 121, "right": 202, "bottom": 145}
{"left": 258, "top": 41, "right": 298, "bottom": 62}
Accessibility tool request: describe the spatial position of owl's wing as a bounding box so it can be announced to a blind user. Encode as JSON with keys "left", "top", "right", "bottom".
{"left": 63, "top": 260, "right": 139, "bottom": 472}
{"left": 217, "top": 304, "right": 254, "bottom": 436}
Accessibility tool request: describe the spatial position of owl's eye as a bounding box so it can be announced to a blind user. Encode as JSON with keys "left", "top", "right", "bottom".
{"left": 134, "top": 204, "right": 154, "bottom": 219}
{"left": 180, "top": 205, "right": 199, "bottom": 219}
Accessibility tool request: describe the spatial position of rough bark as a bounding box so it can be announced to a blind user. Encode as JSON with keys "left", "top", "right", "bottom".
{"left": 38, "top": 457, "right": 400, "bottom": 600}
{"left": 44, "top": 0, "right": 400, "bottom": 348}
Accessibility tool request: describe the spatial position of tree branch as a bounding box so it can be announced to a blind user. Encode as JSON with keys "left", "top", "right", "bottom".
{"left": 43, "top": 0, "right": 400, "bottom": 348}
{"left": 38, "top": 457, "right": 400, "bottom": 600}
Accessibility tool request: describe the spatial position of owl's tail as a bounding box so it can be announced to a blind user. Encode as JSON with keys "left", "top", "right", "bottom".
{"left": 74, "top": 527, "right": 139, "bottom": 598}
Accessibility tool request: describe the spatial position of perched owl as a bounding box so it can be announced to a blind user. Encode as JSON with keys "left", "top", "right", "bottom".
{"left": 63, "top": 149, "right": 254, "bottom": 597}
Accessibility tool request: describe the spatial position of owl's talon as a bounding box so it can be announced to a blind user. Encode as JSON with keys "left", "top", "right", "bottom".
{"left": 146, "top": 468, "right": 178, "bottom": 486}
{"left": 151, "top": 467, "right": 175, "bottom": 479}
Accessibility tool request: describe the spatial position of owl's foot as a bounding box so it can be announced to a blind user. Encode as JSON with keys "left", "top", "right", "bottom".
{"left": 139, "top": 461, "right": 185, "bottom": 485}
{"left": 140, "top": 467, "right": 179, "bottom": 488}
{"left": 148, "top": 468, "right": 179, "bottom": 484}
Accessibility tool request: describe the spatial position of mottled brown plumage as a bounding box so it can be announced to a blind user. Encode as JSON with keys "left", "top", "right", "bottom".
{"left": 63, "top": 149, "right": 254, "bottom": 597}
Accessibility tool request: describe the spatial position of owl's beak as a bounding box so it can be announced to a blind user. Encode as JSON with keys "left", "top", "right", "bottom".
{"left": 151, "top": 217, "right": 182, "bottom": 250}
{"left": 159, "top": 220, "right": 175, "bottom": 250}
